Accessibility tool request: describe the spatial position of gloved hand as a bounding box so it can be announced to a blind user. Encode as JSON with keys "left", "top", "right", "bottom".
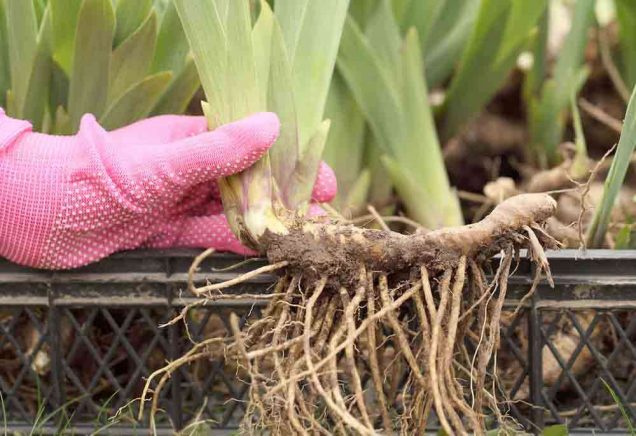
{"left": 0, "top": 109, "right": 337, "bottom": 270}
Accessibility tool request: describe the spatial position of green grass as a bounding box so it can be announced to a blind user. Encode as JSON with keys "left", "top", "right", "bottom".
{"left": 601, "top": 378, "right": 636, "bottom": 434}
{"left": 587, "top": 85, "right": 636, "bottom": 247}
{"left": 0, "top": 0, "right": 199, "bottom": 133}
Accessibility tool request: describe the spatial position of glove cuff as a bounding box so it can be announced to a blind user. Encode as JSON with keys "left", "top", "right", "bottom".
{"left": 0, "top": 110, "right": 32, "bottom": 151}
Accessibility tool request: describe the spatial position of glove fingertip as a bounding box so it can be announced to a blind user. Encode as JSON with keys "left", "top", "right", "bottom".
{"left": 311, "top": 161, "right": 338, "bottom": 203}
{"left": 219, "top": 111, "right": 280, "bottom": 152}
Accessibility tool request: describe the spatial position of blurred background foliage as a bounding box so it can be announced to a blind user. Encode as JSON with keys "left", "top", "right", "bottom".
{"left": 2, "top": 0, "right": 636, "bottom": 247}
{"left": 0, "top": 0, "right": 199, "bottom": 134}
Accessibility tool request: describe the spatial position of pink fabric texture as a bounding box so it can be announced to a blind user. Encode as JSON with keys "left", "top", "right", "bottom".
{"left": 0, "top": 110, "right": 337, "bottom": 269}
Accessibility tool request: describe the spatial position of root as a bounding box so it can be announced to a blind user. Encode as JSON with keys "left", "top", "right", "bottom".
{"left": 143, "top": 193, "right": 557, "bottom": 433}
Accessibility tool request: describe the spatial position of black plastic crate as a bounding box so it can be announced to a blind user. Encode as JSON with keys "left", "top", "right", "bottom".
{"left": 0, "top": 249, "right": 634, "bottom": 434}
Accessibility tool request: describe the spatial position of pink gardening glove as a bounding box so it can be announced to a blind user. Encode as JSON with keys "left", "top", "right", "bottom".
{"left": 0, "top": 109, "right": 337, "bottom": 270}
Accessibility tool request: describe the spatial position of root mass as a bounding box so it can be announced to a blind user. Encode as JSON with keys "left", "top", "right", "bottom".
{"left": 141, "top": 193, "right": 558, "bottom": 434}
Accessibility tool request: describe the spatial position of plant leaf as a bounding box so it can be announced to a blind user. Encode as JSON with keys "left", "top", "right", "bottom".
{"left": 252, "top": 0, "right": 274, "bottom": 110}
{"left": 48, "top": 62, "right": 69, "bottom": 124}
{"left": 67, "top": 0, "right": 114, "bottom": 132}
{"left": 174, "top": 0, "right": 228, "bottom": 128}
{"left": 341, "top": 169, "right": 371, "bottom": 216}
{"left": 100, "top": 71, "right": 172, "bottom": 130}
{"left": 113, "top": 0, "right": 152, "bottom": 47}
{"left": 588, "top": 86, "right": 636, "bottom": 247}
{"left": 275, "top": 0, "right": 349, "bottom": 151}
{"left": 570, "top": 78, "right": 589, "bottom": 178}
{"left": 530, "top": 0, "right": 594, "bottom": 163}
{"left": 550, "top": 0, "right": 595, "bottom": 110}
{"left": 541, "top": 424, "right": 569, "bottom": 436}
{"left": 5, "top": 0, "right": 38, "bottom": 117}
{"left": 616, "top": 0, "right": 636, "bottom": 88}
{"left": 267, "top": 18, "right": 299, "bottom": 204}
{"left": 338, "top": 16, "right": 405, "bottom": 157}
{"left": 614, "top": 225, "right": 632, "bottom": 250}
{"left": 424, "top": 0, "right": 479, "bottom": 87}
{"left": 52, "top": 105, "right": 70, "bottom": 135}
{"left": 495, "top": 0, "right": 547, "bottom": 65}
{"left": 349, "top": 0, "right": 380, "bottom": 28}
{"left": 382, "top": 155, "right": 438, "bottom": 228}
{"left": 0, "top": 0, "right": 10, "bottom": 108}
{"left": 400, "top": 0, "right": 445, "bottom": 52}
{"left": 288, "top": 119, "right": 331, "bottom": 209}
{"left": 22, "top": 4, "right": 53, "bottom": 131}
{"left": 224, "top": 0, "right": 260, "bottom": 121}
{"left": 364, "top": 133, "right": 394, "bottom": 213}
{"left": 109, "top": 12, "right": 157, "bottom": 104}
{"left": 400, "top": 28, "right": 462, "bottom": 226}
{"left": 441, "top": 0, "right": 514, "bottom": 140}
{"left": 151, "top": 0, "right": 189, "bottom": 74}
{"left": 323, "top": 71, "right": 367, "bottom": 202}
{"left": 50, "top": 0, "right": 81, "bottom": 76}
{"left": 523, "top": 8, "right": 549, "bottom": 102}
{"left": 151, "top": 57, "right": 199, "bottom": 115}
{"left": 365, "top": 0, "right": 402, "bottom": 68}
{"left": 600, "top": 379, "right": 636, "bottom": 434}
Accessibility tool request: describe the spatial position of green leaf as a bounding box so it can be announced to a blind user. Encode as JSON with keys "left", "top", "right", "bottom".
{"left": 100, "top": 71, "right": 172, "bottom": 130}
{"left": 364, "top": 132, "right": 393, "bottom": 211}
{"left": 542, "top": 424, "right": 569, "bottom": 436}
{"left": 365, "top": 0, "right": 402, "bottom": 68}
{"left": 382, "top": 156, "right": 438, "bottom": 228}
{"left": 0, "top": 0, "right": 10, "bottom": 108}
{"left": 273, "top": 0, "right": 307, "bottom": 62}
{"left": 22, "top": 4, "right": 53, "bottom": 131}
{"left": 224, "top": 0, "right": 260, "bottom": 121}
{"left": 523, "top": 8, "right": 549, "bottom": 102}
{"left": 151, "top": 0, "right": 189, "bottom": 74}
{"left": 530, "top": 0, "right": 594, "bottom": 163}
{"left": 341, "top": 169, "right": 371, "bottom": 216}
{"left": 551, "top": 0, "right": 595, "bottom": 106}
{"left": 339, "top": 12, "right": 461, "bottom": 227}
{"left": 530, "top": 70, "right": 592, "bottom": 166}
{"left": 67, "top": 0, "right": 115, "bottom": 132}
{"left": 275, "top": 0, "right": 349, "bottom": 151}
{"left": 113, "top": 0, "right": 152, "bottom": 47}
{"left": 323, "top": 71, "right": 367, "bottom": 201}
{"left": 349, "top": 0, "right": 380, "bottom": 28}
{"left": 616, "top": 0, "right": 636, "bottom": 88}
{"left": 33, "top": 0, "right": 46, "bottom": 24}
{"left": 50, "top": 0, "right": 81, "bottom": 76}
{"left": 390, "top": 0, "right": 410, "bottom": 23}
{"left": 151, "top": 57, "right": 200, "bottom": 115}
{"left": 424, "top": 0, "right": 479, "bottom": 87}
{"left": 400, "top": 28, "right": 462, "bottom": 226}
{"left": 267, "top": 19, "right": 299, "bottom": 203}
{"left": 587, "top": 86, "right": 636, "bottom": 247}
{"left": 338, "top": 16, "right": 405, "bottom": 158}
{"left": 614, "top": 225, "right": 632, "bottom": 250}
{"left": 495, "top": 0, "right": 547, "bottom": 66}
{"left": 600, "top": 379, "right": 636, "bottom": 434}
{"left": 109, "top": 12, "right": 157, "bottom": 104}
{"left": 5, "top": 0, "right": 38, "bottom": 117}
{"left": 400, "top": 0, "right": 445, "bottom": 52}
{"left": 174, "top": 0, "right": 228, "bottom": 128}
{"left": 441, "top": 0, "right": 515, "bottom": 140}
{"left": 570, "top": 78, "right": 589, "bottom": 178}
{"left": 48, "top": 62, "right": 69, "bottom": 123}
{"left": 288, "top": 119, "right": 331, "bottom": 209}
{"left": 252, "top": 0, "right": 274, "bottom": 109}
{"left": 52, "top": 105, "right": 70, "bottom": 135}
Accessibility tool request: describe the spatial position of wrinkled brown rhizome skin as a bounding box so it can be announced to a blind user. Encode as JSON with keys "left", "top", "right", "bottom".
{"left": 264, "top": 193, "right": 557, "bottom": 285}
